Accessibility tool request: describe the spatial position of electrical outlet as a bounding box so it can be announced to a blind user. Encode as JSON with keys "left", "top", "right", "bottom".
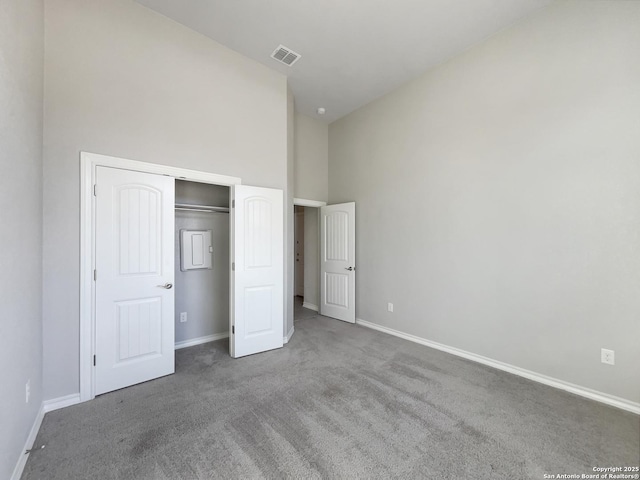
{"left": 26, "top": 380, "right": 30, "bottom": 404}
{"left": 601, "top": 348, "right": 615, "bottom": 365}
{"left": 387, "top": 303, "right": 394, "bottom": 313}
{"left": 180, "top": 312, "right": 187, "bottom": 323}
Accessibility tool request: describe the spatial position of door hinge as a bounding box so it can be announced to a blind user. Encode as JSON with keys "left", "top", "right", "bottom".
{"left": 93, "top": 269, "right": 97, "bottom": 281}
{"left": 93, "top": 355, "right": 96, "bottom": 366}
{"left": 232, "top": 325, "right": 235, "bottom": 334}
{"left": 232, "top": 200, "right": 235, "bottom": 208}
{"left": 232, "top": 262, "right": 235, "bottom": 271}
{"left": 93, "top": 184, "right": 97, "bottom": 196}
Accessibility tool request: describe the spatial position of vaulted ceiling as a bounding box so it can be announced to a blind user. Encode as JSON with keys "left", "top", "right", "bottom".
{"left": 136, "top": 0, "right": 553, "bottom": 122}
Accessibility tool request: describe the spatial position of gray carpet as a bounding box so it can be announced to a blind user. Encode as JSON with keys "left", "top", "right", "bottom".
{"left": 22, "top": 305, "right": 639, "bottom": 479}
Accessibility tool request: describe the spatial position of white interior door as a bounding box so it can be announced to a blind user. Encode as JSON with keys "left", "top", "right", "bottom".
{"left": 231, "top": 185, "right": 284, "bottom": 358}
{"left": 95, "top": 166, "right": 175, "bottom": 395}
{"left": 320, "top": 202, "right": 356, "bottom": 323}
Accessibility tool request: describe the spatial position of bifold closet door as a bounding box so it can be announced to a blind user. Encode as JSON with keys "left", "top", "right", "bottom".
{"left": 231, "top": 185, "right": 284, "bottom": 358}
{"left": 95, "top": 166, "right": 175, "bottom": 395}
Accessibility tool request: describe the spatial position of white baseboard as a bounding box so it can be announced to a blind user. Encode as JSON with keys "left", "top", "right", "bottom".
{"left": 284, "top": 326, "right": 295, "bottom": 344}
{"left": 10, "top": 404, "right": 45, "bottom": 480}
{"left": 11, "top": 392, "right": 82, "bottom": 480}
{"left": 302, "top": 302, "right": 319, "bottom": 312}
{"left": 356, "top": 318, "right": 640, "bottom": 415}
{"left": 175, "top": 332, "right": 229, "bottom": 350}
{"left": 43, "top": 393, "right": 81, "bottom": 413}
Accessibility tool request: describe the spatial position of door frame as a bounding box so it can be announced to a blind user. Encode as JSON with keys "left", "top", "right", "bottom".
{"left": 293, "top": 198, "right": 326, "bottom": 208}
{"left": 292, "top": 198, "right": 326, "bottom": 314}
{"left": 80, "top": 151, "right": 241, "bottom": 402}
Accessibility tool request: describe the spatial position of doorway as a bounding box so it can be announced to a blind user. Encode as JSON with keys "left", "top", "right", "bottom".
{"left": 174, "top": 180, "right": 230, "bottom": 350}
{"left": 293, "top": 204, "right": 321, "bottom": 314}
{"left": 294, "top": 206, "right": 304, "bottom": 299}
{"left": 292, "top": 199, "right": 357, "bottom": 324}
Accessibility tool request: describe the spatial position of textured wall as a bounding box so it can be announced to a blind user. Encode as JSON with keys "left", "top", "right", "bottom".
{"left": 329, "top": 1, "right": 640, "bottom": 403}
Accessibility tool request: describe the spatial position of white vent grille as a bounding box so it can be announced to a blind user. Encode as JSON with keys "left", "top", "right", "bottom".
{"left": 270, "top": 45, "right": 301, "bottom": 67}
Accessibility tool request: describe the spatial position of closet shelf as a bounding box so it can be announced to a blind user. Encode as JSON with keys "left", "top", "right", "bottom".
{"left": 175, "top": 203, "right": 229, "bottom": 213}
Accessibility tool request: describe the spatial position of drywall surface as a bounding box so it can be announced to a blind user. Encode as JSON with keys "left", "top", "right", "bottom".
{"left": 293, "top": 112, "right": 326, "bottom": 310}
{"left": 285, "top": 87, "right": 295, "bottom": 339}
{"left": 329, "top": 1, "right": 640, "bottom": 403}
{"left": 43, "top": 0, "right": 288, "bottom": 399}
{"left": 0, "top": 0, "right": 44, "bottom": 477}
{"left": 294, "top": 113, "right": 328, "bottom": 202}
{"left": 174, "top": 181, "right": 230, "bottom": 343}
{"left": 303, "top": 207, "right": 320, "bottom": 309}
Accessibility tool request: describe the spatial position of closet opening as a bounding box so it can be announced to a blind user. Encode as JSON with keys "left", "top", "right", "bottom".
{"left": 81, "top": 152, "right": 285, "bottom": 401}
{"left": 174, "top": 180, "right": 231, "bottom": 351}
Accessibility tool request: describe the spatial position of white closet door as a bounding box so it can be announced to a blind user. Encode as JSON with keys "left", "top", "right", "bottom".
{"left": 320, "top": 202, "right": 356, "bottom": 323}
{"left": 95, "top": 166, "right": 175, "bottom": 395}
{"left": 231, "top": 185, "right": 284, "bottom": 358}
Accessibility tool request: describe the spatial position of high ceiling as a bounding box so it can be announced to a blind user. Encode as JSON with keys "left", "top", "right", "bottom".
{"left": 136, "top": 0, "right": 553, "bottom": 123}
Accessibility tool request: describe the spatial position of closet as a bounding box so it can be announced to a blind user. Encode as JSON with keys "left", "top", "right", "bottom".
{"left": 82, "top": 151, "right": 285, "bottom": 399}
{"left": 174, "top": 180, "right": 230, "bottom": 349}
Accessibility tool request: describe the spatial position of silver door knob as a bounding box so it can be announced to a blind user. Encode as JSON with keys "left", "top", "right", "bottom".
{"left": 158, "top": 283, "right": 173, "bottom": 289}
{"left": 345, "top": 267, "right": 355, "bottom": 271}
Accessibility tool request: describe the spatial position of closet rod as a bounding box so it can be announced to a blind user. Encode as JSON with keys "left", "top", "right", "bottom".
{"left": 175, "top": 203, "right": 229, "bottom": 213}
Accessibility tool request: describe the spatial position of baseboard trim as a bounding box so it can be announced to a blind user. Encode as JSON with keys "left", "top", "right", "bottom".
{"left": 175, "top": 332, "right": 229, "bottom": 350}
{"left": 284, "top": 326, "right": 295, "bottom": 344}
{"left": 11, "top": 392, "right": 83, "bottom": 480}
{"left": 43, "top": 393, "right": 81, "bottom": 413}
{"left": 302, "top": 302, "right": 319, "bottom": 312}
{"left": 10, "top": 404, "right": 45, "bottom": 480}
{"left": 355, "top": 318, "right": 640, "bottom": 415}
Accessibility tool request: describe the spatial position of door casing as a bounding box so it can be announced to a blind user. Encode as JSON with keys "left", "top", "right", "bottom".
{"left": 80, "top": 151, "right": 241, "bottom": 402}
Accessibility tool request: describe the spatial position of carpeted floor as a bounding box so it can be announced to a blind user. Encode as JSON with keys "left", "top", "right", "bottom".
{"left": 22, "top": 303, "right": 639, "bottom": 479}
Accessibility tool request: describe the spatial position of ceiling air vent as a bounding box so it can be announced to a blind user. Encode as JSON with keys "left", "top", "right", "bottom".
{"left": 270, "top": 45, "right": 301, "bottom": 67}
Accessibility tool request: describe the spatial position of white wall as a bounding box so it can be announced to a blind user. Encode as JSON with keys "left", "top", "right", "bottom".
{"left": 294, "top": 113, "right": 328, "bottom": 202}
{"left": 43, "top": 0, "right": 288, "bottom": 400}
{"left": 285, "top": 87, "right": 295, "bottom": 339}
{"left": 174, "top": 181, "right": 230, "bottom": 343}
{"left": 329, "top": 0, "right": 640, "bottom": 403}
{"left": 0, "top": 0, "right": 44, "bottom": 477}
{"left": 293, "top": 113, "right": 328, "bottom": 313}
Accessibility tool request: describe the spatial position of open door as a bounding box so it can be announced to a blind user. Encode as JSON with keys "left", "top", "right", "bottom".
{"left": 231, "top": 185, "right": 284, "bottom": 357}
{"left": 320, "top": 202, "right": 356, "bottom": 323}
{"left": 95, "top": 166, "right": 175, "bottom": 395}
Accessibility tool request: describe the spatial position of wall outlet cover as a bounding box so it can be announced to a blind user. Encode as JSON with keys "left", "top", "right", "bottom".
{"left": 601, "top": 348, "right": 615, "bottom": 365}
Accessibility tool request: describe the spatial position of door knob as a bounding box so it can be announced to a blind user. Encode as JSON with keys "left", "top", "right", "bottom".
{"left": 158, "top": 283, "right": 173, "bottom": 289}
{"left": 345, "top": 267, "right": 355, "bottom": 271}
